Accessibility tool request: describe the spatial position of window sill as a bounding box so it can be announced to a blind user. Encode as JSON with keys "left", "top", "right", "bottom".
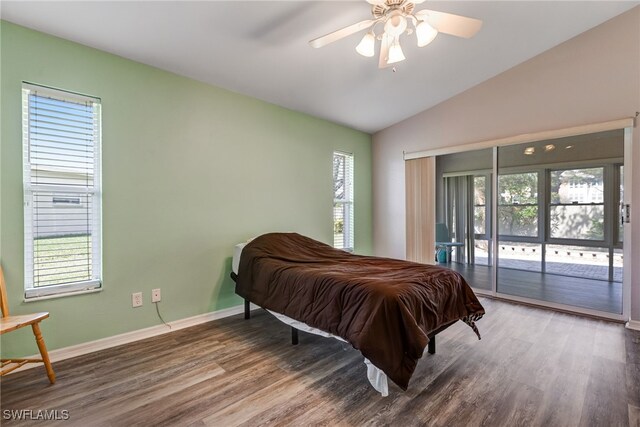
{"left": 24, "top": 287, "right": 102, "bottom": 303}
{"left": 24, "top": 281, "right": 102, "bottom": 302}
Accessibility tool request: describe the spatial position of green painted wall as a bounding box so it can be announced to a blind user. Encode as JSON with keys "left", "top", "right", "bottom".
{"left": 0, "top": 21, "right": 372, "bottom": 356}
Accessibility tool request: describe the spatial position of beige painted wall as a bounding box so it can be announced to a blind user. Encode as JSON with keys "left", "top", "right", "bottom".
{"left": 372, "top": 7, "right": 640, "bottom": 319}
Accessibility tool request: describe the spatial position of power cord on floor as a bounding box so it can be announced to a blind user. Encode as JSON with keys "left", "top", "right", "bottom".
{"left": 155, "top": 301, "right": 171, "bottom": 329}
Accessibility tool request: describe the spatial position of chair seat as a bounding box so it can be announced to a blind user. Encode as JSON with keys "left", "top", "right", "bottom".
{"left": 436, "top": 242, "right": 464, "bottom": 247}
{"left": 0, "top": 312, "right": 49, "bottom": 335}
{"left": 0, "top": 266, "right": 55, "bottom": 383}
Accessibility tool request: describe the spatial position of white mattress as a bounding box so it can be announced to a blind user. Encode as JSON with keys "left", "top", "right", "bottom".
{"left": 232, "top": 242, "right": 389, "bottom": 396}
{"left": 232, "top": 242, "right": 247, "bottom": 275}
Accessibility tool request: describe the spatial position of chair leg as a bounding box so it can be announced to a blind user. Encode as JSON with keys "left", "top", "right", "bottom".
{"left": 31, "top": 322, "right": 55, "bottom": 384}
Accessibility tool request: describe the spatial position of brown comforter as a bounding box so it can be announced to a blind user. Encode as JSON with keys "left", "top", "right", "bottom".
{"left": 235, "top": 233, "right": 484, "bottom": 390}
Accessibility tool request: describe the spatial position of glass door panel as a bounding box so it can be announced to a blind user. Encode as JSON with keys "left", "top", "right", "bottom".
{"left": 496, "top": 130, "right": 624, "bottom": 314}
{"left": 435, "top": 148, "right": 492, "bottom": 291}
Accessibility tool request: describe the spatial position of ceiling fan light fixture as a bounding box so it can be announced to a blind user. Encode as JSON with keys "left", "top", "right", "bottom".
{"left": 387, "top": 39, "right": 406, "bottom": 64}
{"left": 356, "top": 31, "right": 376, "bottom": 57}
{"left": 416, "top": 20, "right": 438, "bottom": 47}
{"left": 308, "top": 1, "right": 483, "bottom": 69}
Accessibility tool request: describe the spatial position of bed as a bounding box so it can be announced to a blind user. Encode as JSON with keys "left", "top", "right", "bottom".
{"left": 230, "top": 232, "right": 484, "bottom": 395}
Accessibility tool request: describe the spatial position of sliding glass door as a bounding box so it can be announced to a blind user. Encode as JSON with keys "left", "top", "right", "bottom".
{"left": 496, "top": 130, "right": 624, "bottom": 314}
{"left": 436, "top": 148, "right": 493, "bottom": 291}
{"left": 435, "top": 128, "right": 627, "bottom": 317}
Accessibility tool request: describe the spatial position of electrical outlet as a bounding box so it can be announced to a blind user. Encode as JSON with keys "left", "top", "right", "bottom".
{"left": 151, "top": 288, "right": 161, "bottom": 303}
{"left": 132, "top": 292, "right": 143, "bottom": 308}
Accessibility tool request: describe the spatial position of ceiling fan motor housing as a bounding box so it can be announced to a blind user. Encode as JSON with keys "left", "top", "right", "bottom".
{"left": 372, "top": 0, "right": 415, "bottom": 20}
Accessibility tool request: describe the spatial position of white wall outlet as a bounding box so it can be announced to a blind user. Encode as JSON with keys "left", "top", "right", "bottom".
{"left": 132, "top": 292, "right": 143, "bottom": 308}
{"left": 151, "top": 288, "right": 161, "bottom": 303}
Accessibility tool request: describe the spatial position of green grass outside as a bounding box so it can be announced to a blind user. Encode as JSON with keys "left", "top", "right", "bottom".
{"left": 33, "top": 234, "right": 93, "bottom": 286}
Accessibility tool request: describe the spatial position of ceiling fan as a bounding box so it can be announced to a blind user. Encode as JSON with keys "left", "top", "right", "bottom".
{"left": 309, "top": 0, "right": 482, "bottom": 68}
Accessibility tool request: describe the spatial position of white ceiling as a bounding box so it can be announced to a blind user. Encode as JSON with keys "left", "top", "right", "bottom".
{"left": 2, "top": 1, "right": 638, "bottom": 133}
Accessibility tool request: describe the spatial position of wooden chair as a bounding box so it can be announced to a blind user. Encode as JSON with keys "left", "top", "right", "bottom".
{"left": 0, "top": 266, "right": 56, "bottom": 384}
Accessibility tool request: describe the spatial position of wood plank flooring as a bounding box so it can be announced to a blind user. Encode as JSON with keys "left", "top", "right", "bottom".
{"left": 1, "top": 298, "right": 638, "bottom": 426}
{"left": 448, "top": 263, "right": 623, "bottom": 314}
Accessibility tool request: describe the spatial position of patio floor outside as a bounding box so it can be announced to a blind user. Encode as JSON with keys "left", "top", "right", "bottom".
{"left": 446, "top": 242, "right": 622, "bottom": 314}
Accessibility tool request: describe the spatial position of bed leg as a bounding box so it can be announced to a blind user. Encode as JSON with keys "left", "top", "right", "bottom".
{"left": 291, "top": 327, "right": 299, "bottom": 345}
{"left": 428, "top": 336, "right": 436, "bottom": 355}
{"left": 244, "top": 299, "right": 250, "bottom": 320}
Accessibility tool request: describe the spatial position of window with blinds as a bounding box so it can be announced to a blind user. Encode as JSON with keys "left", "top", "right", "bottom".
{"left": 22, "top": 83, "right": 102, "bottom": 298}
{"left": 333, "top": 151, "right": 354, "bottom": 251}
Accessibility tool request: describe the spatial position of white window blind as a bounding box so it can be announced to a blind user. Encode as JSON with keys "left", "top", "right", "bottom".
{"left": 23, "top": 84, "right": 102, "bottom": 298}
{"left": 333, "top": 151, "right": 354, "bottom": 251}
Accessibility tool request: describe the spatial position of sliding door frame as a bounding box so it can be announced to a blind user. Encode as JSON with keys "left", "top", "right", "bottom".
{"left": 405, "top": 118, "right": 634, "bottom": 322}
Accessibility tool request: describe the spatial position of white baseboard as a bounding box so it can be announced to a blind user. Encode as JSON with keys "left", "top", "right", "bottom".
{"left": 626, "top": 320, "right": 640, "bottom": 331}
{"left": 7, "top": 302, "right": 260, "bottom": 375}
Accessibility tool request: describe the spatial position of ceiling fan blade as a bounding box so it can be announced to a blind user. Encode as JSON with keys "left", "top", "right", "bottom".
{"left": 415, "top": 9, "right": 482, "bottom": 39}
{"left": 378, "top": 33, "right": 392, "bottom": 69}
{"left": 309, "top": 19, "right": 376, "bottom": 48}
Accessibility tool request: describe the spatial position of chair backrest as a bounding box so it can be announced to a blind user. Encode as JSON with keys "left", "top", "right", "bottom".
{"left": 435, "top": 223, "right": 451, "bottom": 242}
{"left": 0, "top": 265, "right": 9, "bottom": 318}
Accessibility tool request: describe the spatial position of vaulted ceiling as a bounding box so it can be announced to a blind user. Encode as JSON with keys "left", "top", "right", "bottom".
{"left": 2, "top": 1, "right": 638, "bottom": 133}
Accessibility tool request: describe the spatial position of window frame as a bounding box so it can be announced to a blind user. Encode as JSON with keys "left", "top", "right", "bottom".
{"left": 547, "top": 166, "right": 606, "bottom": 242}
{"left": 22, "top": 83, "right": 103, "bottom": 299}
{"left": 472, "top": 174, "right": 491, "bottom": 239}
{"left": 615, "top": 164, "right": 624, "bottom": 247}
{"left": 333, "top": 151, "right": 354, "bottom": 252}
{"left": 497, "top": 171, "right": 540, "bottom": 240}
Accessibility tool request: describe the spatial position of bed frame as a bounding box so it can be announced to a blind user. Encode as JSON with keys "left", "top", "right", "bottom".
{"left": 239, "top": 291, "right": 436, "bottom": 354}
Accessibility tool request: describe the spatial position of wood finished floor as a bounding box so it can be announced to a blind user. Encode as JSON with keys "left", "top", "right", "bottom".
{"left": 447, "top": 263, "right": 623, "bottom": 314}
{"left": 1, "top": 298, "right": 639, "bottom": 426}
